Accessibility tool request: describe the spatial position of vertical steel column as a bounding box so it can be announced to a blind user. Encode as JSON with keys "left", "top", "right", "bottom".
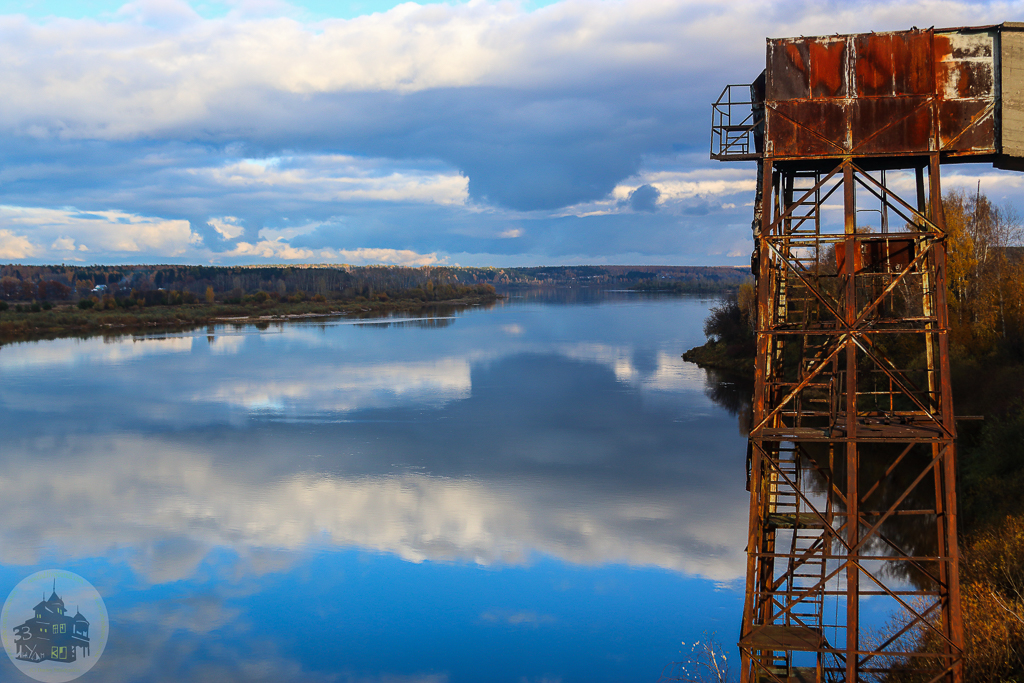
{"left": 928, "top": 154, "right": 965, "bottom": 683}
{"left": 842, "top": 160, "right": 860, "bottom": 683}
{"left": 741, "top": 156, "right": 776, "bottom": 683}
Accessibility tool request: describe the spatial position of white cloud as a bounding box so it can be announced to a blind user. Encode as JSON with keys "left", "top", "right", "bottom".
{"left": 258, "top": 223, "right": 319, "bottom": 241}
{"left": 0, "top": 205, "right": 199, "bottom": 256}
{"left": 628, "top": 169, "right": 757, "bottom": 203}
{"left": 0, "top": 201, "right": 447, "bottom": 265}
{"left": 331, "top": 247, "right": 445, "bottom": 266}
{"left": 196, "top": 156, "right": 469, "bottom": 206}
{"left": 225, "top": 239, "right": 317, "bottom": 260}
{"left": 557, "top": 167, "right": 757, "bottom": 217}
{"left": 0, "top": 229, "right": 39, "bottom": 259}
{"left": 881, "top": 168, "right": 1024, "bottom": 197}
{"left": 215, "top": 240, "right": 445, "bottom": 266}
{"left": 209, "top": 215, "right": 246, "bottom": 239}
{"left": 0, "top": 1, "right": 1004, "bottom": 141}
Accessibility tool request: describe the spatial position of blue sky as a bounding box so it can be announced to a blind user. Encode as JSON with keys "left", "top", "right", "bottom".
{"left": 0, "top": 0, "right": 1022, "bottom": 267}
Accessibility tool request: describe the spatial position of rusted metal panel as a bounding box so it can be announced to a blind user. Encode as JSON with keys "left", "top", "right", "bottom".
{"left": 939, "top": 100, "right": 995, "bottom": 152}
{"left": 836, "top": 237, "right": 916, "bottom": 274}
{"left": 834, "top": 240, "right": 863, "bottom": 274}
{"left": 895, "top": 31, "right": 936, "bottom": 95}
{"left": 770, "top": 100, "right": 847, "bottom": 155}
{"left": 936, "top": 56, "right": 993, "bottom": 99}
{"left": 864, "top": 236, "right": 916, "bottom": 272}
{"left": 711, "top": 23, "right": 1024, "bottom": 165}
{"left": 849, "top": 97, "right": 933, "bottom": 155}
{"left": 854, "top": 32, "right": 934, "bottom": 97}
{"left": 764, "top": 27, "right": 998, "bottom": 161}
{"left": 855, "top": 33, "right": 896, "bottom": 97}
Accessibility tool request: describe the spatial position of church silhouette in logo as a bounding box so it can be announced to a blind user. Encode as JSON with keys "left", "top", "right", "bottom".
{"left": 12, "top": 581, "right": 91, "bottom": 663}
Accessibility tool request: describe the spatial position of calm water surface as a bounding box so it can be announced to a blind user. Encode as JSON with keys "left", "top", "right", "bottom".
{"left": 0, "top": 290, "right": 752, "bottom": 683}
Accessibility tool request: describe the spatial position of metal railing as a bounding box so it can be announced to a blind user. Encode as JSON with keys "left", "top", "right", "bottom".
{"left": 711, "top": 84, "right": 760, "bottom": 160}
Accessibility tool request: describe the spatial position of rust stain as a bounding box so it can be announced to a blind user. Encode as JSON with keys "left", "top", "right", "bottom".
{"left": 900, "top": 30, "right": 935, "bottom": 95}
{"left": 934, "top": 34, "right": 953, "bottom": 61}
{"left": 833, "top": 242, "right": 863, "bottom": 274}
{"left": 809, "top": 39, "right": 846, "bottom": 97}
{"left": 957, "top": 63, "right": 975, "bottom": 97}
{"left": 785, "top": 42, "right": 807, "bottom": 75}
{"left": 863, "top": 237, "right": 915, "bottom": 272}
{"left": 855, "top": 33, "right": 894, "bottom": 97}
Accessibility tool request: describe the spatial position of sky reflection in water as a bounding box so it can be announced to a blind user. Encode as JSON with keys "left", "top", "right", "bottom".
{"left": 0, "top": 291, "right": 751, "bottom": 682}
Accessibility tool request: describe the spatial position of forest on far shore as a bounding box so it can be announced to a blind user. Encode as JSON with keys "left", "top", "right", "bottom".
{"left": 0, "top": 263, "right": 751, "bottom": 343}
{"left": 0, "top": 263, "right": 750, "bottom": 312}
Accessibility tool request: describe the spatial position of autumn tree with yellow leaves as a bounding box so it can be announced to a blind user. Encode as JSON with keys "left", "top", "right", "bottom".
{"left": 937, "top": 187, "right": 1024, "bottom": 683}
{"left": 942, "top": 187, "right": 1024, "bottom": 357}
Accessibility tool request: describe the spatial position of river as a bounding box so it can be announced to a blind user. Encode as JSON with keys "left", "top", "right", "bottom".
{"left": 0, "top": 289, "right": 752, "bottom": 683}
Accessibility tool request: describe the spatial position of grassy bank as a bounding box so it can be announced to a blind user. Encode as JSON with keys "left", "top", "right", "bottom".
{"left": 0, "top": 289, "right": 499, "bottom": 346}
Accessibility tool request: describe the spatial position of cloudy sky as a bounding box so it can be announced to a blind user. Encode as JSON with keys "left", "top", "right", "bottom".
{"left": 1, "top": 0, "right": 1023, "bottom": 267}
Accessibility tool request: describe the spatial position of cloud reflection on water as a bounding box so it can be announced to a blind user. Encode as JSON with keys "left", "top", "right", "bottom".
{"left": 0, "top": 296, "right": 749, "bottom": 583}
{"left": 0, "top": 422, "right": 745, "bottom": 585}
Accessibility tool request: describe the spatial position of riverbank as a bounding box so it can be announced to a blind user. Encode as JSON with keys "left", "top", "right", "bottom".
{"left": 681, "top": 339, "right": 755, "bottom": 376}
{"left": 0, "top": 292, "right": 500, "bottom": 346}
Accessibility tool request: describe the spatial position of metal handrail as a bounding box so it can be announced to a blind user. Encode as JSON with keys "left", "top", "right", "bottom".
{"left": 711, "top": 83, "right": 759, "bottom": 160}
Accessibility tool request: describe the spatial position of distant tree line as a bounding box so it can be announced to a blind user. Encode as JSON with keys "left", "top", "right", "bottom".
{"left": 0, "top": 263, "right": 751, "bottom": 308}
{"left": 0, "top": 264, "right": 512, "bottom": 313}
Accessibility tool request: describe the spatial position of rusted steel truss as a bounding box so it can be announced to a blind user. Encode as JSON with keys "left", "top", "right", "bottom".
{"left": 707, "top": 25, "right": 1011, "bottom": 681}
{"left": 738, "top": 155, "right": 963, "bottom": 683}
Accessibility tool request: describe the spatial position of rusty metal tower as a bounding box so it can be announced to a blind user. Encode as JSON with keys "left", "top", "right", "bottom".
{"left": 712, "top": 24, "right": 1024, "bottom": 683}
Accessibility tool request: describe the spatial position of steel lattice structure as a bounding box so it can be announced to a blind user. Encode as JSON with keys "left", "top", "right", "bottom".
{"left": 711, "top": 24, "right": 1024, "bottom": 683}
{"left": 740, "top": 157, "right": 961, "bottom": 683}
